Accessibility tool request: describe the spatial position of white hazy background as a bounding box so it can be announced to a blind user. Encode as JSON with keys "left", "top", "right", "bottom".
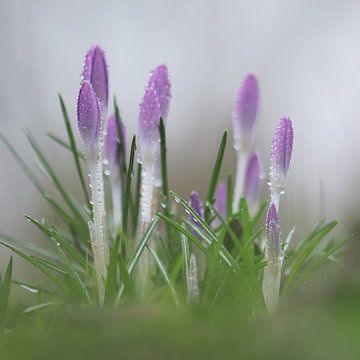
{"left": 1, "top": 0, "right": 360, "bottom": 269}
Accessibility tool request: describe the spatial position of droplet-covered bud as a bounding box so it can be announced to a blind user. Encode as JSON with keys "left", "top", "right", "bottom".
{"left": 269, "top": 117, "right": 294, "bottom": 206}
{"left": 232, "top": 74, "right": 259, "bottom": 151}
{"left": 215, "top": 182, "right": 227, "bottom": 219}
{"left": 105, "top": 113, "right": 126, "bottom": 172}
{"left": 265, "top": 203, "right": 281, "bottom": 255}
{"left": 148, "top": 64, "right": 171, "bottom": 121}
{"left": 77, "top": 81, "right": 102, "bottom": 159}
{"left": 244, "top": 152, "right": 261, "bottom": 205}
{"left": 189, "top": 191, "right": 204, "bottom": 224}
{"left": 82, "top": 45, "right": 109, "bottom": 117}
{"left": 137, "top": 87, "right": 160, "bottom": 165}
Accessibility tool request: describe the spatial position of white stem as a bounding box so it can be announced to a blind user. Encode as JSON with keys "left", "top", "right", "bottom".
{"left": 89, "top": 156, "right": 108, "bottom": 302}
{"left": 233, "top": 150, "right": 249, "bottom": 213}
{"left": 270, "top": 191, "right": 280, "bottom": 211}
{"left": 187, "top": 253, "right": 199, "bottom": 304}
{"left": 262, "top": 249, "right": 282, "bottom": 313}
{"left": 110, "top": 176, "right": 122, "bottom": 235}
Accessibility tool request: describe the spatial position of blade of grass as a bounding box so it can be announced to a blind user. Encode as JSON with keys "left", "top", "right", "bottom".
{"left": 47, "top": 133, "right": 86, "bottom": 160}
{"left": 204, "top": 130, "right": 227, "bottom": 222}
{"left": 0, "top": 258, "right": 12, "bottom": 330}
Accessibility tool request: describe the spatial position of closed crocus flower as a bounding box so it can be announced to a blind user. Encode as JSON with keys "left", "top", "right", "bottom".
{"left": 269, "top": 117, "right": 294, "bottom": 210}
{"left": 262, "top": 203, "right": 282, "bottom": 313}
{"left": 148, "top": 64, "right": 171, "bottom": 121}
{"left": 214, "top": 182, "right": 227, "bottom": 220}
{"left": 232, "top": 74, "right": 259, "bottom": 212}
{"left": 77, "top": 81, "right": 107, "bottom": 300}
{"left": 189, "top": 191, "right": 204, "bottom": 224}
{"left": 232, "top": 74, "right": 259, "bottom": 152}
{"left": 77, "top": 81, "right": 102, "bottom": 160}
{"left": 83, "top": 45, "right": 109, "bottom": 119}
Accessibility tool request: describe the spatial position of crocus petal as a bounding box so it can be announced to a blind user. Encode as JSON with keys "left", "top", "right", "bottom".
{"left": 105, "top": 113, "right": 126, "bottom": 171}
{"left": 138, "top": 87, "right": 160, "bottom": 164}
{"left": 77, "top": 81, "right": 102, "bottom": 157}
{"left": 83, "top": 45, "right": 109, "bottom": 117}
{"left": 269, "top": 117, "right": 294, "bottom": 197}
{"left": 244, "top": 152, "right": 261, "bottom": 204}
{"left": 148, "top": 64, "right": 171, "bottom": 120}
{"left": 215, "top": 182, "right": 227, "bottom": 219}
{"left": 233, "top": 74, "right": 259, "bottom": 151}
{"left": 189, "top": 191, "right": 204, "bottom": 224}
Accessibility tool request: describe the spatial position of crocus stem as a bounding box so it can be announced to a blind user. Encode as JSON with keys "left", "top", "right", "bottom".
{"left": 262, "top": 251, "right": 282, "bottom": 313}
{"left": 110, "top": 177, "right": 122, "bottom": 235}
{"left": 271, "top": 191, "right": 280, "bottom": 211}
{"left": 233, "top": 150, "right": 249, "bottom": 212}
{"left": 137, "top": 161, "right": 155, "bottom": 299}
{"left": 89, "top": 156, "right": 108, "bottom": 302}
{"left": 187, "top": 253, "right": 199, "bottom": 304}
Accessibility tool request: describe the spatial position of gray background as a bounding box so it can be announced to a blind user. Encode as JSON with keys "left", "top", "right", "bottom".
{"left": 1, "top": 0, "right": 360, "bottom": 271}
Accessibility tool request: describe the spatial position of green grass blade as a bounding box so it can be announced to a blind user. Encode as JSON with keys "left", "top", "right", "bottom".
{"left": 122, "top": 135, "right": 136, "bottom": 234}
{"left": 47, "top": 133, "right": 86, "bottom": 160}
{"left": 159, "top": 118, "right": 170, "bottom": 215}
{"left": 204, "top": 130, "right": 227, "bottom": 222}
{"left": 132, "top": 163, "right": 142, "bottom": 235}
{"left": 0, "top": 258, "right": 12, "bottom": 330}
{"left": 58, "top": 94, "right": 90, "bottom": 204}
{"left": 147, "top": 246, "right": 180, "bottom": 306}
{"left": 104, "top": 238, "right": 120, "bottom": 306}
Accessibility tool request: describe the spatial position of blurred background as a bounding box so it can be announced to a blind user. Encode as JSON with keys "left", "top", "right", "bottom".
{"left": 1, "top": 0, "right": 360, "bottom": 271}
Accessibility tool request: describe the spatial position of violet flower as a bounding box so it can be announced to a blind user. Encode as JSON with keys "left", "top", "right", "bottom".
{"left": 244, "top": 152, "right": 262, "bottom": 209}
{"left": 105, "top": 113, "right": 126, "bottom": 234}
{"left": 83, "top": 45, "right": 109, "bottom": 119}
{"left": 262, "top": 203, "right": 282, "bottom": 313}
{"left": 214, "top": 181, "right": 227, "bottom": 220}
{"left": 269, "top": 117, "right": 294, "bottom": 210}
{"left": 232, "top": 74, "right": 259, "bottom": 212}
{"left": 189, "top": 191, "right": 205, "bottom": 223}
{"left": 138, "top": 87, "right": 160, "bottom": 226}
{"left": 147, "top": 65, "right": 171, "bottom": 188}
{"left": 77, "top": 81, "right": 107, "bottom": 299}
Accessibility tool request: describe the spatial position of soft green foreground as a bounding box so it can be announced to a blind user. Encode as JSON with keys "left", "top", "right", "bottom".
{"left": 1, "top": 263, "right": 360, "bottom": 360}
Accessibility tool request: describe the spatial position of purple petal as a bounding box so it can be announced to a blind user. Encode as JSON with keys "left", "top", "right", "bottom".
{"left": 82, "top": 45, "right": 109, "bottom": 117}
{"left": 148, "top": 64, "right": 171, "bottom": 120}
{"left": 138, "top": 87, "right": 160, "bottom": 160}
{"left": 77, "top": 81, "right": 102, "bottom": 156}
{"left": 233, "top": 74, "right": 259, "bottom": 151}
{"left": 215, "top": 182, "right": 227, "bottom": 219}
{"left": 189, "top": 191, "right": 204, "bottom": 223}
{"left": 244, "top": 152, "right": 261, "bottom": 204}
{"left": 265, "top": 203, "right": 281, "bottom": 250}
{"left": 269, "top": 117, "right": 294, "bottom": 193}
{"left": 105, "top": 113, "right": 126, "bottom": 171}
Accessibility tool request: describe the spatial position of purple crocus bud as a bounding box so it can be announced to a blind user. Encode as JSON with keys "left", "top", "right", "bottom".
{"left": 215, "top": 182, "right": 227, "bottom": 219}
{"left": 269, "top": 117, "right": 294, "bottom": 208}
{"left": 77, "top": 81, "right": 102, "bottom": 159}
{"left": 82, "top": 45, "right": 109, "bottom": 117}
{"left": 244, "top": 152, "right": 261, "bottom": 204}
{"left": 137, "top": 87, "right": 160, "bottom": 165}
{"left": 232, "top": 74, "right": 259, "bottom": 151}
{"left": 148, "top": 64, "right": 171, "bottom": 121}
{"left": 189, "top": 191, "right": 204, "bottom": 223}
{"left": 105, "top": 113, "right": 126, "bottom": 172}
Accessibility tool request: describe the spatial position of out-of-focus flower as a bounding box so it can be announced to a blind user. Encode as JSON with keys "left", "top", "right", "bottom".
{"left": 189, "top": 191, "right": 204, "bottom": 224}
{"left": 244, "top": 152, "right": 262, "bottom": 206}
{"left": 232, "top": 74, "right": 259, "bottom": 152}
{"left": 214, "top": 182, "right": 227, "bottom": 219}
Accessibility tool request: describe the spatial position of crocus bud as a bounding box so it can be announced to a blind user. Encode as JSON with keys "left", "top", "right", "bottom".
{"left": 232, "top": 74, "right": 259, "bottom": 151}
{"left": 262, "top": 203, "right": 282, "bottom": 313}
{"left": 148, "top": 64, "right": 171, "bottom": 121}
{"left": 105, "top": 113, "right": 126, "bottom": 172}
{"left": 137, "top": 87, "right": 160, "bottom": 166}
{"left": 189, "top": 191, "right": 204, "bottom": 223}
{"left": 244, "top": 152, "right": 262, "bottom": 205}
{"left": 82, "top": 45, "right": 109, "bottom": 118}
{"left": 215, "top": 182, "right": 227, "bottom": 219}
{"left": 269, "top": 117, "right": 294, "bottom": 208}
{"left": 77, "top": 81, "right": 102, "bottom": 159}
